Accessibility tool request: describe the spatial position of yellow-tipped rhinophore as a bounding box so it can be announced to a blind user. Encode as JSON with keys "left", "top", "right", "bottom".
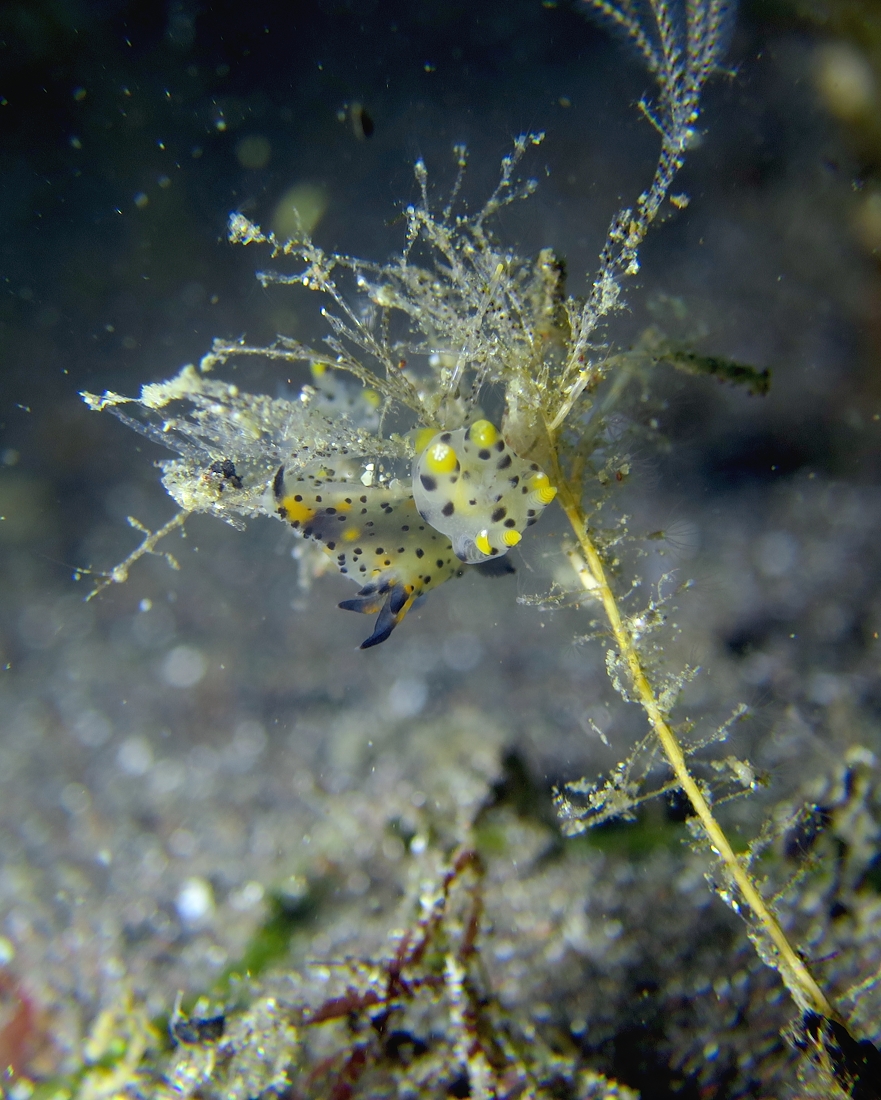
{"left": 469, "top": 419, "right": 499, "bottom": 447}
{"left": 530, "top": 472, "right": 557, "bottom": 505}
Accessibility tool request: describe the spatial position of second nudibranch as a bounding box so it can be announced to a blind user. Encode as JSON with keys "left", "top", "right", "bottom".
{"left": 272, "top": 419, "right": 556, "bottom": 648}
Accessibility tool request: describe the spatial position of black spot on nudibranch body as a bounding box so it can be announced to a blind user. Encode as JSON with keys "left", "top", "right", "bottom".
{"left": 497, "top": 453, "right": 512, "bottom": 470}
{"left": 272, "top": 466, "right": 285, "bottom": 498}
{"left": 420, "top": 474, "right": 438, "bottom": 492}
{"left": 491, "top": 507, "right": 506, "bottom": 523}
{"left": 441, "top": 501, "right": 455, "bottom": 517}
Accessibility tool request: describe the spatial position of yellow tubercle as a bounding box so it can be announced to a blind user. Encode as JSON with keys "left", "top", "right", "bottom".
{"left": 425, "top": 441, "right": 459, "bottom": 474}
{"left": 502, "top": 529, "right": 522, "bottom": 547}
{"left": 342, "top": 527, "right": 361, "bottom": 542}
{"left": 470, "top": 419, "right": 499, "bottom": 447}
{"left": 281, "top": 497, "right": 316, "bottom": 525}
{"left": 413, "top": 427, "right": 438, "bottom": 453}
{"left": 475, "top": 530, "right": 492, "bottom": 556}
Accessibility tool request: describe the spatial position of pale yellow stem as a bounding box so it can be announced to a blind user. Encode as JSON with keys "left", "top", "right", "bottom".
{"left": 554, "top": 472, "right": 836, "bottom": 1020}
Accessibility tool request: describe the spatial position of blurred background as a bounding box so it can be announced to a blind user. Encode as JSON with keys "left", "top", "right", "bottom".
{"left": 1, "top": 0, "right": 880, "bottom": 1094}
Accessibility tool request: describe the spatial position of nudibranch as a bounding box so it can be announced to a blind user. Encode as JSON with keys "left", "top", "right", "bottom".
{"left": 412, "top": 420, "right": 557, "bottom": 564}
{"left": 273, "top": 419, "right": 556, "bottom": 647}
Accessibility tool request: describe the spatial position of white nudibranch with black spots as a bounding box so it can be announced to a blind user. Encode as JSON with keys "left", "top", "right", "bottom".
{"left": 412, "top": 420, "right": 557, "bottom": 565}
{"left": 272, "top": 419, "right": 556, "bottom": 647}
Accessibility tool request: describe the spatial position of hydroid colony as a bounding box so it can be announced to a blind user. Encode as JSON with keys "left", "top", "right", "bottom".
{"left": 80, "top": 0, "right": 874, "bottom": 1089}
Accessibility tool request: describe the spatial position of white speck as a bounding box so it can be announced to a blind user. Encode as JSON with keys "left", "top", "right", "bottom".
{"left": 205, "top": 944, "right": 227, "bottom": 968}
{"left": 808, "top": 672, "right": 845, "bottom": 706}
{"left": 117, "top": 735, "right": 153, "bottom": 776}
{"left": 71, "top": 709, "right": 112, "bottom": 747}
{"left": 230, "top": 881, "right": 265, "bottom": 910}
{"left": 388, "top": 676, "right": 428, "bottom": 719}
{"left": 150, "top": 758, "right": 185, "bottom": 794}
{"left": 442, "top": 632, "right": 483, "bottom": 672}
{"left": 754, "top": 531, "right": 797, "bottom": 578}
{"left": 188, "top": 743, "right": 219, "bottom": 778}
{"left": 347, "top": 870, "right": 370, "bottom": 896}
{"left": 382, "top": 835, "right": 405, "bottom": 861}
{"left": 60, "top": 782, "right": 91, "bottom": 815}
{"left": 232, "top": 719, "right": 267, "bottom": 757}
{"left": 161, "top": 645, "right": 207, "bottom": 687}
{"left": 176, "top": 878, "right": 214, "bottom": 925}
{"left": 168, "top": 828, "right": 198, "bottom": 858}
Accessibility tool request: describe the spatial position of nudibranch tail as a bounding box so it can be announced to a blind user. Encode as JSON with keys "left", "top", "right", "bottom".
{"left": 339, "top": 579, "right": 417, "bottom": 649}
{"left": 273, "top": 464, "right": 460, "bottom": 647}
